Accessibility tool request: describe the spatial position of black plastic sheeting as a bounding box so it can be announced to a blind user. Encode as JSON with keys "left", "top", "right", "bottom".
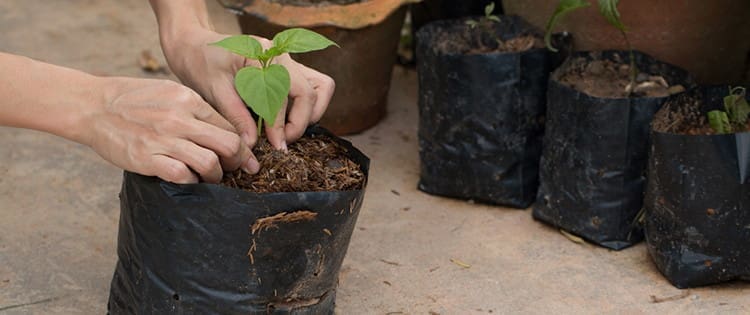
{"left": 416, "top": 16, "right": 569, "bottom": 208}
{"left": 107, "top": 127, "right": 370, "bottom": 315}
{"left": 645, "top": 86, "right": 750, "bottom": 288}
{"left": 533, "top": 51, "right": 693, "bottom": 250}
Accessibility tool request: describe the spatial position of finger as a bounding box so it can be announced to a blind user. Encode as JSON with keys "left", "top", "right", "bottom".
{"left": 284, "top": 66, "right": 318, "bottom": 143}
{"left": 299, "top": 64, "right": 335, "bottom": 123}
{"left": 265, "top": 99, "right": 288, "bottom": 151}
{"left": 165, "top": 139, "right": 224, "bottom": 183}
{"left": 182, "top": 120, "right": 253, "bottom": 172}
{"left": 189, "top": 94, "right": 237, "bottom": 133}
{"left": 203, "top": 82, "right": 258, "bottom": 148}
{"left": 200, "top": 82, "right": 260, "bottom": 173}
{"left": 149, "top": 154, "right": 199, "bottom": 184}
{"left": 284, "top": 64, "right": 318, "bottom": 142}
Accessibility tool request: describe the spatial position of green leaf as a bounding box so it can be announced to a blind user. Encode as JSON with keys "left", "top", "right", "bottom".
{"left": 234, "top": 64, "right": 290, "bottom": 127}
{"left": 210, "top": 35, "right": 263, "bottom": 60}
{"left": 708, "top": 110, "right": 732, "bottom": 134}
{"left": 724, "top": 86, "right": 750, "bottom": 125}
{"left": 598, "top": 0, "right": 626, "bottom": 32}
{"left": 258, "top": 46, "right": 285, "bottom": 64}
{"left": 487, "top": 15, "right": 502, "bottom": 23}
{"left": 465, "top": 20, "right": 479, "bottom": 28}
{"left": 485, "top": 2, "right": 496, "bottom": 17}
{"left": 545, "top": 0, "right": 591, "bottom": 52}
{"left": 272, "top": 28, "right": 338, "bottom": 54}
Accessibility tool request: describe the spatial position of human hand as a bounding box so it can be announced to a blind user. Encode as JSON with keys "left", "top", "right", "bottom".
{"left": 80, "top": 78, "right": 253, "bottom": 184}
{"left": 160, "top": 28, "right": 334, "bottom": 152}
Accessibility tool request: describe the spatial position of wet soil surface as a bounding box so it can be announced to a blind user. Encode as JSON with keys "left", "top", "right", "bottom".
{"left": 653, "top": 93, "right": 750, "bottom": 135}
{"left": 434, "top": 26, "right": 543, "bottom": 55}
{"left": 557, "top": 56, "right": 686, "bottom": 99}
{"left": 222, "top": 135, "right": 365, "bottom": 193}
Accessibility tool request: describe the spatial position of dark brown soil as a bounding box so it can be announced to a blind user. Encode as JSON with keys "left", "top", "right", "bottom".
{"left": 268, "top": 0, "right": 363, "bottom": 6}
{"left": 434, "top": 27, "right": 543, "bottom": 55}
{"left": 221, "top": 135, "right": 365, "bottom": 193}
{"left": 556, "top": 56, "right": 686, "bottom": 99}
{"left": 653, "top": 93, "right": 750, "bottom": 135}
{"left": 466, "top": 35, "right": 543, "bottom": 55}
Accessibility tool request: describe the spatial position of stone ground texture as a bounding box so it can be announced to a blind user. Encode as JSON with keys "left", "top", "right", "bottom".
{"left": 1, "top": 1, "right": 749, "bottom": 314}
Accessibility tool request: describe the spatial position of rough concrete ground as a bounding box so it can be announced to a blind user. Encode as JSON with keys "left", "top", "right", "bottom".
{"left": 0, "top": 1, "right": 748, "bottom": 314}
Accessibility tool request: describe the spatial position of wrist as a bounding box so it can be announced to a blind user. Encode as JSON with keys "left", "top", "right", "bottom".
{"left": 62, "top": 75, "right": 116, "bottom": 147}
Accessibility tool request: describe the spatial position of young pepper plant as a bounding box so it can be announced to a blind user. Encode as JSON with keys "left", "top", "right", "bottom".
{"left": 210, "top": 29, "right": 338, "bottom": 135}
{"left": 465, "top": 2, "right": 502, "bottom": 49}
{"left": 465, "top": 2, "right": 501, "bottom": 29}
{"left": 544, "top": 0, "right": 637, "bottom": 93}
{"left": 708, "top": 87, "right": 750, "bottom": 134}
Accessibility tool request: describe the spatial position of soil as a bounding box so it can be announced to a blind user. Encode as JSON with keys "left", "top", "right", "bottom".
{"left": 433, "top": 26, "right": 544, "bottom": 55}
{"left": 652, "top": 93, "right": 750, "bottom": 135}
{"left": 268, "top": 0, "right": 363, "bottom": 6}
{"left": 556, "top": 56, "right": 686, "bottom": 99}
{"left": 221, "top": 135, "right": 365, "bottom": 193}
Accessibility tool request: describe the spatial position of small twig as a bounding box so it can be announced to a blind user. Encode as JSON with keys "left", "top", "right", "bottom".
{"left": 0, "top": 295, "right": 66, "bottom": 312}
{"left": 560, "top": 229, "right": 586, "bottom": 245}
{"left": 650, "top": 290, "right": 691, "bottom": 303}
{"left": 450, "top": 258, "right": 471, "bottom": 269}
{"left": 379, "top": 259, "right": 401, "bottom": 266}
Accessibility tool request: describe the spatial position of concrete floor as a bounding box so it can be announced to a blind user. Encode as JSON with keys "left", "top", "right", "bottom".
{"left": 1, "top": 1, "right": 749, "bottom": 314}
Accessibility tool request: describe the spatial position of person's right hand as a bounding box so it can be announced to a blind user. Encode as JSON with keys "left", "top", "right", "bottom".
{"left": 80, "top": 77, "right": 254, "bottom": 184}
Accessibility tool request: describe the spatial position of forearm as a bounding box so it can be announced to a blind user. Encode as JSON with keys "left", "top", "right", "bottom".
{"left": 0, "top": 52, "right": 109, "bottom": 145}
{"left": 149, "top": 0, "right": 214, "bottom": 45}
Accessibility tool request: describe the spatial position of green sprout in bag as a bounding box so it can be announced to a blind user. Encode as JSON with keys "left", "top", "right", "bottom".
{"left": 708, "top": 87, "right": 750, "bottom": 134}
{"left": 210, "top": 29, "right": 338, "bottom": 135}
{"left": 544, "top": 0, "right": 637, "bottom": 93}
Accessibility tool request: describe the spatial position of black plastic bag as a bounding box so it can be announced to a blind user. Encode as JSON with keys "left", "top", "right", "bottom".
{"left": 645, "top": 86, "right": 750, "bottom": 288}
{"left": 533, "top": 51, "right": 693, "bottom": 250}
{"left": 416, "top": 16, "right": 567, "bottom": 208}
{"left": 107, "top": 127, "right": 370, "bottom": 314}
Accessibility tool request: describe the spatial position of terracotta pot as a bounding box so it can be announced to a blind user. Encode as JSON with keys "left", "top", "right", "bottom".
{"left": 224, "top": 0, "right": 416, "bottom": 135}
{"left": 503, "top": 0, "right": 750, "bottom": 84}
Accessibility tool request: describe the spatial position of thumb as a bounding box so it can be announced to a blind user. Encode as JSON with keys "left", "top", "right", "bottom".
{"left": 211, "top": 83, "right": 261, "bottom": 173}
{"left": 211, "top": 83, "right": 258, "bottom": 148}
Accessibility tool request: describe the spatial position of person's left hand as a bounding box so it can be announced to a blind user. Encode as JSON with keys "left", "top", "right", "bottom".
{"left": 161, "top": 28, "right": 335, "bottom": 154}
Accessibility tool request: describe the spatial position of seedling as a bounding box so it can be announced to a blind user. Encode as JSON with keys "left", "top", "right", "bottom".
{"left": 465, "top": 2, "right": 501, "bottom": 29}
{"left": 210, "top": 29, "right": 338, "bottom": 135}
{"left": 708, "top": 87, "right": 750, "bottom": 134}
{"left": 465, "top": 2, "right": 502, "bottom": 49}
{"left": 544, "top": 0, "right": 638, "bottom": 94}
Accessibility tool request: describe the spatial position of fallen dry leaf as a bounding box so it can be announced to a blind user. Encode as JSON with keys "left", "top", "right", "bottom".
{"left": 138, "top": 50, "right": 167, "bottom": 74}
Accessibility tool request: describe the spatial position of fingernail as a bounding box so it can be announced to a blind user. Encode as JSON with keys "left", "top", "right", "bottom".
{"left": 243, "top": 157, "right": 260, "bottom": 174}
{"left": 280, "top": 140, "right": 288, "bottom": 152}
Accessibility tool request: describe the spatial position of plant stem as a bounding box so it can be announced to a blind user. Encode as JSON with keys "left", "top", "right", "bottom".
{"left": 621, "top": 29, "right": 637, "bottom": 97}
{"left": 257, "top": 116, "right": 263, "bottom": 136}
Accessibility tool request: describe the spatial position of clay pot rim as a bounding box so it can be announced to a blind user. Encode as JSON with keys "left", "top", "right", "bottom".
{"left": 229, "top": 0, "right": 418, "bottom": 29}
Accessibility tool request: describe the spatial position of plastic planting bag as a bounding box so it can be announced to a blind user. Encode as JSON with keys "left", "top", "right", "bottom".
{"left": 416, "top": 15, "right": 567, "bottom": 208}
{"left": 534, "top": 51, "right": 692, "bottom": 250}
{"left": 107, "top": 128, "right": 370, "bottom": 314}
{"left": 645, "top": 86, "right": 750, "bottom": 288}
